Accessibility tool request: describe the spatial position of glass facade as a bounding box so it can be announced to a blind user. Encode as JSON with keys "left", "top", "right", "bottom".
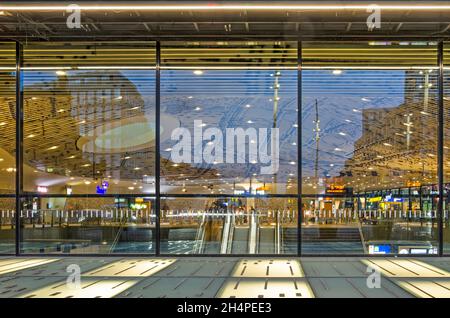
{"left": 0, "top": 40, "right": 448, "bottom": 256}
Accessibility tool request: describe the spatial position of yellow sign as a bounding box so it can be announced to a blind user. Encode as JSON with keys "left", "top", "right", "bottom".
{"left": 326, "top": 184, "right": 345, "bottom": 194}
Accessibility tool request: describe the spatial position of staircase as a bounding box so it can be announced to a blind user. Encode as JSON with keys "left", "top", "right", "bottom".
{"left": 282, "top": 227, "right": 297, "bottom": 254}
{"left": 302, "top": 226, "right": 365, "bottom": 254}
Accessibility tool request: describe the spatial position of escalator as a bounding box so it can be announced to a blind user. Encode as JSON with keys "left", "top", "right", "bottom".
{"left": 230, "top": 226, "right": 250, "bottom": 254}
{"left": 258, "top": 226, "right": 275, "bottom": 253}
{"left": 194, "top": 210, "right": 282, "bottom": 254}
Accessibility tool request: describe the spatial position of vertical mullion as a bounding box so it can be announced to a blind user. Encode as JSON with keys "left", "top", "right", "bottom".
{"left": 438, "top": 41, "right": 444, "bottom": 256}
{"left": 297, "top": 41, "right": 302, "bottom": 256}
{"left": 15, "top": 41, "right": 23, "bottom": 256}
{"left": 155, "top": 41, "right": 161, "bottom": 256}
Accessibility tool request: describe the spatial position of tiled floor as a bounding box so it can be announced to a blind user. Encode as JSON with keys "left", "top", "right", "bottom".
{"left": 1, "top": 256, "right": 450, "bottom": 298}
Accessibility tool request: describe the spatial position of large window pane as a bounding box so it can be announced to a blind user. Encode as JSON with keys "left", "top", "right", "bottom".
{"left": 160, "top": 41, "right": 298, "bottom": 195}
{"left": 20, "top": 196, "right": 156, "bottom": 254}
{"left": 161, "top": 197, "right": 297, "bottom": 255}
{"left": 302, "top": 42, "right": 439, "bottom": 255}
{"left": 23, "top": 42, "right": 156, "bottom": 195}
{"left": 444, "top": 42, "right": 450, "bottom": 254}
{"left": 0, "top": 42, "right": 16, "bottom": 253}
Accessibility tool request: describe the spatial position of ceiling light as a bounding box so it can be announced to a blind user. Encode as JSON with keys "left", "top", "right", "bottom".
{"left": 332, "top": 69, "right": 342, "bottom": 75}
{"left": 55, "top": 70, "right": 66, "bottom": 76}
{"left": 193, "top": 70, "right": 203, "bottom": 75}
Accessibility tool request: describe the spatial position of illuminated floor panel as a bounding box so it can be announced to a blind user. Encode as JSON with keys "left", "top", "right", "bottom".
{"left": 0, "top": 276, "right": 64, "bottom": 298}
{"left": 217, "top": 278, "right": 314, "bottom": 298}
{"left": 19, "top": 278, "right": 139, "bottom": 298}
{"left": 0, "top": 258, "right": 58, "bottom": 275}
{"left": 5, "top": 258, "right": 114, "bottom": 277}
{"left": 308, "top": 277, "right": 413, "bottom": 298}
{"left": 116, "top": 277, "right": 225, "bottom": 298}
{"left": 0, "top": 257, "right": 449, "bottom": 298}
{"left": 361, "top": 259, "right": 450, "bottom": 277}
{"left": 154, "top": 259, "right": 236, "bottom": 277}
{"left": 394, "top": 279, "right": 450, "bottom": 298}
{"left": 231, "top": 259, "right": 304, "bottom": 278}
{"left": 84, "top": 259, "right": 176, "bottom": 277}
{"left": 302, "top": 260, "right": 367, "bottom": 277}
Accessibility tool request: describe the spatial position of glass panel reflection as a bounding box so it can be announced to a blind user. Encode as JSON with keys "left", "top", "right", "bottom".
{"left": 160, "top": 41, "right": 298, "bottom": 195}
{"left": 20, "top": 196, "right": 156, "bottom": 254}
{"left": 161, "top": 197, "right": 297, "bottom": 254}
{"left": 302, "top": 42, "right": 439, "bottom": 255}
{"left": 22, "top": 42, "right": 156, "bottom": 195}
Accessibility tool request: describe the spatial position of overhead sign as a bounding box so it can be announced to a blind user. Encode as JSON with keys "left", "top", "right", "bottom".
{"left": 325, "top": 184, "right": 346, "bottom": 194}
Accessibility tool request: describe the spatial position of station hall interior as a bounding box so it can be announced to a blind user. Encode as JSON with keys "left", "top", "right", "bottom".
{"left": 1, "top": 1, "right": 450, "bottom": 257}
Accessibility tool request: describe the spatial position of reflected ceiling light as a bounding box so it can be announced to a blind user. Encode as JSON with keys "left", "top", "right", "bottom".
{"left": 115, "top": 96, "right": 123, "bottom": 100}
{"left": 194, "top": 107, "right": 201, "bottom": 111}
{"left": 84, "top": 181, "right": 91, "bottom": 185}
{"left": 245, "top": 104, "right": 251, "bottom": 108}
{"left": 47, "top": 146, "right": 58, "bottom": 150}
{"left": 164, "top": 148, "right": 172, "bottom": 151}
{"left": 81, "top": 163, "right": 91, "bottom": 167}
{"left": 289, "top": 161, "right": 296, "bottom": 165}
{"left": 187, "top": 96, "right": 193, "bottom": 99}
{"left": 31, "top": 97, "right": 37, "bottom": 100}
{"left": 134, "top": 167, "right": 141, "bottom": 170}
{"left": 0, "top": 122, "right": 6, "bottom": 126}
{"left": 55, "top": 70, "right": 66, "bottom": 76}
{"left": 332, "top": 69, "right": 342, "bottom": 75}
{"left": 352, "top": 109, "right": 360, "bottom": 113}
{"left": 383, "top": 142, "right": 392, "bottom": 146}
{"left": 338, "top": 132, "right": 347, "bottom": 136}
{"left": 361, "top": 97, "right": 370, "bottom": 102}
{"left": 128, "top": 187, "right": 135, "bottom": 190}
{"left": 128, "top": 106, "right": 139, "bottom": 110}
{"left": 193, "top": 70, "right": 203, "bottom": 75}
{"left": 334, "top": 147, "right": 343, "bottom": 151}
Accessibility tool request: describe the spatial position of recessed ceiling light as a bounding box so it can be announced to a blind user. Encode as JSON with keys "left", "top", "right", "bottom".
{"left": 332, "top": 69, "right": 342, "bottom": 75}
{"left": 193, "top": 70, "right": 203, "bottom": 75}
{"left": 55, "top": 70, "right": 66, "bottom": 76}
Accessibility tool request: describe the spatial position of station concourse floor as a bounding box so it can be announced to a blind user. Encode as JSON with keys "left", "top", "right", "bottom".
{"left": 1, "top": 256, "right": 450, "bottom": 298}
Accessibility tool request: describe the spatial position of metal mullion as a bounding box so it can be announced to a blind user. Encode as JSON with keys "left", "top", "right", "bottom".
{"left": 297, "top": 41, "right": 302, "bottom": 256}
{"left": 155, "top": 41, "right": 161, "bottom": 255}
{"left": 15, "top": 41, "right": 23, "bottom": 256}
{"left": 438, "top": 41, "right": 444, "bottom": 256}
